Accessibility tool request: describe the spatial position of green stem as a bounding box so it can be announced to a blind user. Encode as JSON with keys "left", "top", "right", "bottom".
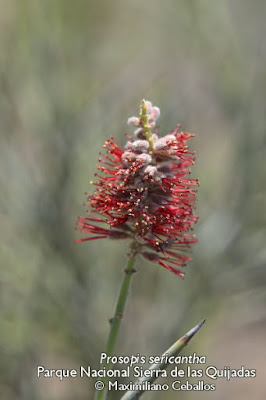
{"left": 140, "top": 100, "right": 153, "bottom": 153}
{"left": 94, "top": 249, "right": 137, "bottom": 400}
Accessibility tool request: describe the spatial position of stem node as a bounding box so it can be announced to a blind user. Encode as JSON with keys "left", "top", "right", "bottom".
{"left": 124, "top": 267, "right": 137, "bottom": 275}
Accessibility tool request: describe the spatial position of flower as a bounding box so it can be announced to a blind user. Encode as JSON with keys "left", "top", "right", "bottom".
{"left": 76, "top": 100, "right": 198, "bottom": 277}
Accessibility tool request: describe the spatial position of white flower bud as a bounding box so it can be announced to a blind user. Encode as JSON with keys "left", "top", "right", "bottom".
{"left": 151, "top": 106, "right": 160, "bottom": 120}
{"left": 122, "top": 151, "right": 136, "bottom": 163}
{"left": 153, "top": 135, "right": 176, "bottom": 151}
{"left": 136, "top": 153, "right": 152, "bottom": 165}
{"left": 144, "top": 165, "right": 158, "bottom": 177}
{"left": 147, "top": 106, "right": 160, "bottom": 125}
{"left": 127, "top": 116, "right": 140, "bottom": 126}
{"left": 132, "top": 140, "right": 149, "bottom": 152}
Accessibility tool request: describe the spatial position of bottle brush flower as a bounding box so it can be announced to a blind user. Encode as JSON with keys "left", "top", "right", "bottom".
{"left": 76, "top": 100, "right": 198, "bottom": 277}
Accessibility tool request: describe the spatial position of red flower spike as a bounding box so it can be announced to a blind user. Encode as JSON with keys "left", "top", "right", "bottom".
{"left": 76, "top": 100, "right": 198, "bottom": 276}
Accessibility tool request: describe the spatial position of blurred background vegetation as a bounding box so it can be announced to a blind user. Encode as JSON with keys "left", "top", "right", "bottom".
{"left": 1, "top": 0, "right": 266, "bottom": 399}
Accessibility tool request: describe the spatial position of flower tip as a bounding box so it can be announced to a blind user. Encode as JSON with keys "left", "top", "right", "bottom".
{"left": 140, "top": 99, "right": 152, "bottom": 114}
{"left": 141, "top": 99, "right": 150, "bottom": 107}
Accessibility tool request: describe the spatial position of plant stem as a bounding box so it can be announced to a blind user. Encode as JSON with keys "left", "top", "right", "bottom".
{"left": 94, "top": 250, "right": 137, "bottom": 400}
{"left": 140, "top": 100, "right": 153, "bottom": 153}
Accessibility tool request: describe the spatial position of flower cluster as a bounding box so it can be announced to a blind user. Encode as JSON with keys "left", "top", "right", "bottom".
{"left": 76, "top": 100, "right": 198, "bottom": 277}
